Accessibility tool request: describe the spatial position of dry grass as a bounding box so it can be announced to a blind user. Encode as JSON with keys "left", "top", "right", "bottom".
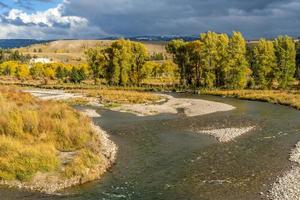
{"left": 18, "top": 40, "right": 167, "bottom": 64}
{"left": 0, "top": 86, "right": 104, "bottom": 182}
{"left": 70, "top": 88, "right": 161, "bottom": 104}
{"left": 202, "top": 89, "right": 300, "bottom": 110}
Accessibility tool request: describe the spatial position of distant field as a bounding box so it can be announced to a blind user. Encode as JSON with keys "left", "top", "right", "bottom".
{"left": 18, "top": 40, "right": 168, "bottom": 64}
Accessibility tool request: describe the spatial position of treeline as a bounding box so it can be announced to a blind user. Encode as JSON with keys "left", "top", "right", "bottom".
{"left": 0, "top": 40, "right": 177, "bottom": 85}
{"left": 0, "top": 49, "right": 31, "bottom": 63}
{"left": 167, "top": 31, "right": 298, "bottom": 89}
{"left": 86, "top": 39, "right": 177, "bottom": 86}
{"left": 0, "top": 61, "right": 89, "bottom": 84}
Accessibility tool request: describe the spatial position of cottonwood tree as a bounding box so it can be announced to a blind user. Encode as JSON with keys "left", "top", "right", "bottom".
{"left": 85, "top": 47, "right": 106, "bottom": 84}
{"left": 295, "top": 41, "right": 300, "bottom": 81}
{"left": 186, "top": 41, "right": 201, "bottom": 86}
{"left": 274, "top": 36, "right": 296, "bottom": 88}
{"left": 225, "top": 32, "right": 250, "bottom": 89}
{"left": 198, "top": 32, "right": 219, "bottom": 88}
{"left": 166, "top": 39, "right": 189, "bottom": 87}
{"left": 252, "top": 39, "right": 277, "bottom": 89}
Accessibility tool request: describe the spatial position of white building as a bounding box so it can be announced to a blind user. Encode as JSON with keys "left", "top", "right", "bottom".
{"left": 30, "top": 58, "right": 52, "bottom": 64}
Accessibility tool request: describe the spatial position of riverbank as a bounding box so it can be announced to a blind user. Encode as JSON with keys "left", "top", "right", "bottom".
{"left": 0, "top": 87, "right": 117, "bottom": 194}
{"left": 110, "top": 94, "right": 235, "bottom": 117}
{"left": 201, "top": 89, "right": 300, "bottom": 110}
{"left": 269, "top": 141, "right": 300, "bottom": 199}
{"left": 0, "top": 123, "right": 117, "bottom": 194}
{"left": 24, "top": 89, "right": 235, "bottom": 117}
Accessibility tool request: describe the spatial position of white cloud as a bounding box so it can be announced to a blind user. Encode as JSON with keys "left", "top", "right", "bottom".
{"left": 0, "top": 0, "right": 106, "bottom": 39}
{"left": 5, "top": 1, "right": 87, "bottom": 27}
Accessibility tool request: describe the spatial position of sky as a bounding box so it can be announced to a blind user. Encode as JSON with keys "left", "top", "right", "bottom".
{"left": 0, "top": 0, "right": 299, "bottom": 39}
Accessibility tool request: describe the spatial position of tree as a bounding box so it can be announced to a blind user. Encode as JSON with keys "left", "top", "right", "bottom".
{"left": 69, "top": 67, "right": 87, "bottom": 83}
{"left": 186, "top": 41, "right": 202, "bottom": 86}
{"left": 0, "top": 61, "right": 18, "bottom": 76}
{"left": 199, "top": 32, "right": 219, "bottom": 88}
{"left": 295, "top": 41, "right": 300, "bottom": 81}
{"left": 274, "top": 35, "right": 296, "bottom": 88}
{"left": 252, "top": 39, "right": 277, "bottom": 88}
{"left": 215, "top": 34, "right": 230, "bottom": 87}
{"left": 85, "top": 47, "right": 106, "bottom": 84}
{"left": 15, "top": 64, "right": 30, "bottom": 80}
{"left": 225, "top": 32, "right": 250, "bottom": 89}
{"left": 166, "top": 40, "right": 189, "bottom": 86}
{"left": 105, "top": 39, "right": 132, "bottom": 85}
{"left": 30, "top": 63, "right": 44, "bottom": 79}
{"left": 130, "top": 42, "right": 149, "bottom": 85}
{"left": 55, "top": 65, "right": 68, "bottom": 81}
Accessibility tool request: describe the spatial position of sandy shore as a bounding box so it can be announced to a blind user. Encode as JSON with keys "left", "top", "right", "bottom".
{"left": 111, "top": 94, "right": 235, "bottom": 117}
{"left": 23, "top": 89, "right": 236, "bottom": 117}
{"left": 269, "top": 141, "right": 300, "bottom": 200}
{"left": 198, "top": 126, "right": 255, "bottom": 143}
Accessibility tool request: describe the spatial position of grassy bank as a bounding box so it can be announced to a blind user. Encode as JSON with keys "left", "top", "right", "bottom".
{"left": 0, "top": 87, "right": 108, "bottom": 191}
{"left": 69, "top": 88, "right": 161, "bottom": 105}
{"left": 202, "top": 90, "right": 300, "bottom": 110}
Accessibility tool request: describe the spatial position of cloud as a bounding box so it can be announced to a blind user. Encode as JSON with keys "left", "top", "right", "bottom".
{"left": 63, "top": 0, "right": 300, "bottom": 38}
{"left": 0, "top": 0, "right": 106, "bottom": 39}
{"left": 0, "top": 0, "right": 300, "bottom": 39}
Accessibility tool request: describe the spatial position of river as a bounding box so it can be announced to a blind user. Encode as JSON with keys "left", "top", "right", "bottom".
{"left": 1, "top": 94, "right": 300, "bottom": 200}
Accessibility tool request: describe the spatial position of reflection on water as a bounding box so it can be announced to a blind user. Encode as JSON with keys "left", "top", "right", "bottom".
{"left": 1, "top": 94, "right": 300, "bottom": 200}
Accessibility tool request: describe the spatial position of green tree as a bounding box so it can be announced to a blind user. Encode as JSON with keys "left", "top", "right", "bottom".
{"left": 215, "top": 33, "right": 230, "bottom": 87}
{"left": 274, "top": 35, "right": 296, "bottom": 88}
{"left": 225, "top": 32, "right": 250, "bottom": 89}
{"left": 85, "top": 47, "right": 106, "bottom": 84}
{"left": 295, "top": 41, "right": 300, "bottom": 81}
{"left": 55, "top": 65, "right": 68, "bottom": 81}
{"left": 252, "top": 39, "right": 277, "bottom": 88}
{"left": 130, "top": 42, "right": 149, "bottom": 85}
{"left": 199, "top": 32, "right": 219, "bottom": 88}
{"left": 186, "top": 41, "right": 202, "bottom": 86}
{"left": 166, "top": 40, "right": 189, "bottom": 86}
{"left": 69, "top": 67, "right": 86, "bottom": 83}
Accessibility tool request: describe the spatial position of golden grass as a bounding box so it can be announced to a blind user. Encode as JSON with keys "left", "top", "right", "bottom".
{"left": 70, "top": 88, "right": 161, "bottom": 104}
{"left": 0, "top": 86, "right": 103, "bottom": 182}
{"left": 18, "top": 40, "right": 167, "bottom": 64}
{"left": 202, "top": 89, "right": 300, "bottom": 110}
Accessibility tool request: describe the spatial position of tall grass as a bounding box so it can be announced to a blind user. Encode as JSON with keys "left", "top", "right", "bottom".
{"left": 202, "top": 90, "right": 300, "bottom": 110}
{"left": 0, "top": 87, "right": 103, "bottom": 182}
{"left": 71, "top": 88, "right": 161, "bottom": 104}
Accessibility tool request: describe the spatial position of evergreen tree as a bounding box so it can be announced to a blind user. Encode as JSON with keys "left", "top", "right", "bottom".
{"left": 252, "top": 39, "right": 277, "bottom": 88}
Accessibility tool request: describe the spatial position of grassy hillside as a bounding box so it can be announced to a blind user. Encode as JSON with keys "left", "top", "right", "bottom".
{"left": 0, "top": 87, "right": 108, "bottom": 191}
{"left": 18, "top": 40, "right": 167, "bottom": 64}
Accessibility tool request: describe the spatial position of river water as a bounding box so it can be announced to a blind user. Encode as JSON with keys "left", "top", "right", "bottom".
{"left": 1, "top": 94, "right": 300, "bottom": 200}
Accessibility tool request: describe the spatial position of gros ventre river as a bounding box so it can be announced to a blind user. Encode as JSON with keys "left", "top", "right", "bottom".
{"left": 1, "top": 94, "right": 300, "bottom": 200}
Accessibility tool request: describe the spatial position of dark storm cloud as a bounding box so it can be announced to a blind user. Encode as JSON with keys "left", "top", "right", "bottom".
{"left": 0, "top": 0, "right": 299, "bottom": 39}
{"left": 63, "top": 0, "right": 300, "bottom": 39}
